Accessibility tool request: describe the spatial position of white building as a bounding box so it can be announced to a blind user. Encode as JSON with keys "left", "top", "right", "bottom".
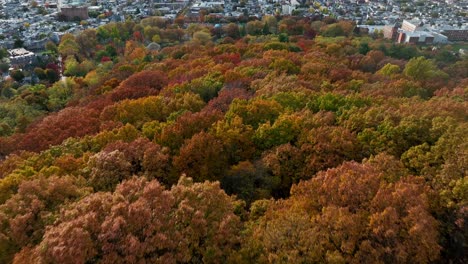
{"left": 8, "top": 48, "right": 35, "bottom": 67}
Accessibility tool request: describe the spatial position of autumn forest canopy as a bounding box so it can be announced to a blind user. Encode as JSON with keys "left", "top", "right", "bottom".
{"left": 0, "top": 16, "right": 466, "bottom": 263}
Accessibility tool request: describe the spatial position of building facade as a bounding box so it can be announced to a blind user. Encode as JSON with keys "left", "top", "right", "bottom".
{"left": 442, "top": 29, "right": 468, "bottom": 41}
{"left": 60, "top": 6, "right": 89, "bottom": 21}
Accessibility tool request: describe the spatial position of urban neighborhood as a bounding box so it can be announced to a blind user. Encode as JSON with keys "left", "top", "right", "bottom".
{"left": 0, "top": 1, "right": 467, "bottom": 263}
{"left": 0, "top": 0, "right": 467, "bottom": 80}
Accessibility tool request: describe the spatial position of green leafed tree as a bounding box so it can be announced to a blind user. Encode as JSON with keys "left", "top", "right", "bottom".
{"left": 403, "top": 56, "right": 448, "bottom": 81}
{"left": 58, "top": 34, "right": 80, "bottom": 58}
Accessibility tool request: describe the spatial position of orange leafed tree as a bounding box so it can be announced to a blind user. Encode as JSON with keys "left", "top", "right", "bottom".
{"left": 239, "top": 156, "right": 441, "bottom": 263}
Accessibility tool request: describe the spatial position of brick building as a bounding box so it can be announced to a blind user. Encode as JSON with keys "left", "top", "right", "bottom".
{"left": 383, "top": 24, "right": 399, "bottom": 41}
{"left": 60, "top": 6, "right": 89, "bottom": 21}
{"left": 441, "top": 29, "right": 468, "bottom": 41}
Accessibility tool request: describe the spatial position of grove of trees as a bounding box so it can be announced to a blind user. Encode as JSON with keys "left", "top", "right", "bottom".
{"left": 0, "top": 15, "right": 466, "bottom": 263}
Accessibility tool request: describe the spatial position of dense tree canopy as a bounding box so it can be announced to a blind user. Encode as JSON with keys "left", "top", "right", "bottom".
{"left": 242, "top": 157, "right": 440, "bottom": 263}
{"left": 0, "top": 15, "right": 466, "bottom": 264}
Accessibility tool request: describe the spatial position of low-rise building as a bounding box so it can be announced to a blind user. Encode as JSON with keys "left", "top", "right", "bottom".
{"left": 8, "top": 48, "right": 35, "bottom": 68}
{"left": 442, "top": 29, "right": 468, "bottom": 42}
{"left": 401, "top": 19, "right": 424, "bottom": 32}
{"left": 397, "top": 31, "right": 436, "bottom": 45}
{"left": 60, "top": 6, "right": 89, "bottom": 21}
{"left": 383, "top": 24, "right": 399, "bottom": 41}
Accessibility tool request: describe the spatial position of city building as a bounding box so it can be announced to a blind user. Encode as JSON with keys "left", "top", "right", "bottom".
{"left": 397, "top": 31, "right": 434, "bottom": 44}
{"left": 8, "top": 48, "right": 36, "bottom": 68}
{"left": 383, "top": 24, "right": 400, "bottom": 41}
{"left": 60, "top": 6, "right": 89, "bottom": 21}
{"left": 401, "top": 19, "right": 423, "bottom": 32}
{"left": 441, "top": 28, "right": 468, "bottom": 41}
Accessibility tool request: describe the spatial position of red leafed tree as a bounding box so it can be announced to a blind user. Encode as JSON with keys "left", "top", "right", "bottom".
{"left": 205, "top": 88, "right": 252, "bottom": 113}
{"left": 213, "top": 53, "right": 241, "bottom": 65}
{"left": 110, "top": 70, "right": 168, "bottom": 101}
{"left": 0, "top": 176, "right": 88, "bottom": 263}
{"left": 133, "top": 31, "right": 144, "bottom": 42}
{"left": 25, "top": 177, "right": 242, "bottom": 264}
{"left": 17, "top": 107, "right": 101, "bottom": 153}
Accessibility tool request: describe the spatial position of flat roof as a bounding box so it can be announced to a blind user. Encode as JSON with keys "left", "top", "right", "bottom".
{"left": 8, "top": 48, "right": 34, "bottom": 57}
